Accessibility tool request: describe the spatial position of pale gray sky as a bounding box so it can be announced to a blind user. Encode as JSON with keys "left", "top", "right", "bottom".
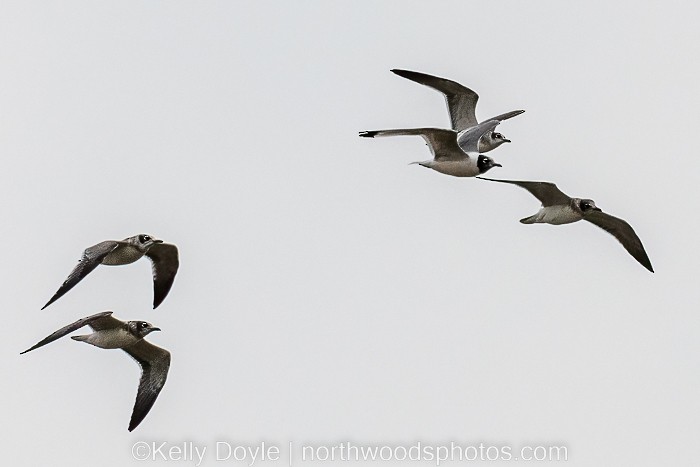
{"left": 2, "top": 1, "right": 700, "bottom": 466}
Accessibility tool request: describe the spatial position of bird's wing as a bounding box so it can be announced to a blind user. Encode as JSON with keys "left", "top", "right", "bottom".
{"left": 482, "top": 109, "right": 526, "bottom": 123}
{"left": 457, "top": 120, "right": 501, "bottom": 155}
{"left": 86, "top": 313, "right": 127, "bottom": 331}
{"left": 391, "top": 69, "right": 479, "bottom": 132}
{"left": 359, "top": 128, "right": 464, "bottom": 161}
{"left": 145, "top": 243, "right": 179, "bottom": 309}
{"left": 122, "top": 339, "right": 171, "bottom": 431}
{"left": 41, "top": 240, "right": 123, "bottom": 309}
{"left": 20, "top": 311, "right": 115, "bottom": 354}
{"left": 583, "top": 211, "right": 654, "bottom": 273}
{"left": 477, "top": 177, "right": 571, "bottom": 207}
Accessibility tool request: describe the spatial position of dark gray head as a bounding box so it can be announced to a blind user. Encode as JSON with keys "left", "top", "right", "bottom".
{"left": 127, "top": 320, "right": 161, "bottom": 339}
{"left": 477, "top": 155, "right": 503, "bottom": 173}
{"left": 578, "top": 198, "right": 602, "bottom": 213}
{"left": 491, "top": 132, "right": 510, "bottom": 144}
{"left": 479, "top": 131, "right": 511, "bottom": 152}
{"left": 126, "top": 234, "right": 164, "bottom": 252}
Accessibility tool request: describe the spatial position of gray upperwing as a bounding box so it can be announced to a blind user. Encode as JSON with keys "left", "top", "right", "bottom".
{"left": 145, "top": 243, "right": 180, "bottom": 309}
{"left": 41, "top": 240, "right": 122, "bottom": 310}
{"left": 86, "top": 313, "right": 127, "bottom": 331}
{"left": 123, "top": 339, "right": 171, "bottom": 431}
{"left": 477, "top": 178, "right": 571, "bottom": 207}
{"left": 583, "top": 211, "right": 654, "bottom": 273}
{"left": 391, "top": 69, "right": 479, "bottom": 132}
{"left": 483, "top": 109, "right": 525, "bottom": 123}
{"left": 457, "top": 120, "right": 501, "bottom": 155}
{"left": 20, "top": 311, "right": 115, "bottom": 354}
{"left": 359, "top": 128, "right": 464, "bottom": 161}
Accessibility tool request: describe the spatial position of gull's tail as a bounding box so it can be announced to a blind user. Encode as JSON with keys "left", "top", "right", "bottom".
{"left": 519, "top": 214, "right": 539, "bottom": 224}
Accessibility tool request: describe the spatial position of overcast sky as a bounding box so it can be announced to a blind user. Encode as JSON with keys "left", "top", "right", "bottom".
{"left": 2, "top": 1, "right": 700, "bottom": 466}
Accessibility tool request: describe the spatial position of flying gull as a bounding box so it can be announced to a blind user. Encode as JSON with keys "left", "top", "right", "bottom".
{"left": 42, "top": 234, "right": 179, "bottom": 310}
{"left": 478, "top": 177, "right": 653, "bottom": 272}
{"left": 359, "top": 119, "right": 503, "bottom": 177}
{"left": 391, "top": 69, "right": 524, "bottom": 153}
{"left": 21, "top": 311, "right": 170, "bottom": 431}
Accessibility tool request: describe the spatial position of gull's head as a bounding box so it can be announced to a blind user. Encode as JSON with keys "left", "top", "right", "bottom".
{"left": 477, "top": 155, "right": 502, "bottom": 174}
{"left": 126, "top": 234, "right": 163, "bottom": 251}
{"left": 579, "top": 199, "right": 602, "bottom": 213}
{"left": 129, "top": 321, "right": 162, "bottom": 339}
{"left": 480, "top": 131, "right": 511, "bottom": 152}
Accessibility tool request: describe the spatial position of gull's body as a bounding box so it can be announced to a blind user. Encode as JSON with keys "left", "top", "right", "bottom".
{"left": 525, "top": 201, "right": 589, "bottom": 225}
{"left": 391, "top": 69, "right": 524, "bottom": 153}
{"left": 21, "top": 311, "right": 170, "bottom": 431}
{"left": 42, "top": 234, "right": 179, "bottom": 310}
{"left": 478, "top": 177, "right": 654, "bottom": 272}
{"left": 359, "top": 119, "right": 502, "bottom": 177}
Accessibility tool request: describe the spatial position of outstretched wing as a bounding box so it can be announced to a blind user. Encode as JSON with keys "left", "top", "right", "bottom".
{"left": 391, "top": 69, "right": 479, "bottom": 132}
{"left": 583, "top": 210, "right": 654, "bottom": 273}
{"left": 123, "top": 339, "right": 171, "bottom": 431}
{"left": 359, "top": 128, "right": 464, "bottom": 161}
{"left": 20, "top": 311, "right": 115, "bottom": 354}
{"left": 483, "top": 109, "right": 525, "bottom": 123}
{"left": 145, "top": 243, "right": 179, "bottom": 309}
{"left": 477, "top": 177, "right": 571, "bottom": 207}
{"left": 41, "top": 241, "right": 122, "bottom": 310}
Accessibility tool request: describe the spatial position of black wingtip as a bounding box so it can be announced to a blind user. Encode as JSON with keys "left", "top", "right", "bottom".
{"left": 359, "top": 131, "right": 378, "bottom": 138}
{"left": 41, "top": 291, "right": 61, "bottom": 310}
{"left": 128, "top": 412, "right": 145, "bottom": 432}
{"left": 390, "top": 68, "right": 411, "bottom": 77}
{"left": 20, "top": 344, "right": 39, "bottom": 355}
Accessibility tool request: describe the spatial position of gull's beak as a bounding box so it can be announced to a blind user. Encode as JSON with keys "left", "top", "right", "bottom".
{"left": 154, "top": 239, "right": 164, "bottom": 244}
{"left": 493, "top": 163, "right": 503, "bottom": 168}
{"left": 503, "top": 139, "right": 511, "bottom": 143}
{"left": 150, "top": 327, "right": 162, "bottom": 332}
{"left": 593, "top": 207, "right": 602, "bottom": 212}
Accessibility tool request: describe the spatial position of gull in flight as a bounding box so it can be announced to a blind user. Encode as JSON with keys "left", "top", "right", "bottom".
{"left": 21, "top": 311, "right": 171, "bottom": 431}
{"left": 360, "top": 119, "right": 503, "bottom": 177}
{"left": 478, "top": 177, "right": 653, "bottom": 272}
{"left": 42, "top": 234, "right": 179, "bottom": 310}
{"left": 391, "top": 69, "right": 524, "bottom": 153}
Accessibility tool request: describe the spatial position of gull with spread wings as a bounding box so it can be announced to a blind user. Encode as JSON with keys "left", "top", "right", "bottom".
{"left": 360, "top": 119, "right": 503, "bottom": 177}
{"left": 391, "top": 69, "right": 524, "bottom": 153}
{"left": 21, "top": 311, "right": 171, "bottom": 431}
{"left": 42, "top": 234, "right": 179, "bottom": 310}
{"left": 478, "top": 177, "right": 654, "bottom": 272}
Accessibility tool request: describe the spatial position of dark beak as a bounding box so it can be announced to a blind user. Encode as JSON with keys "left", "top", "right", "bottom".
{"left": 154, "top": 239, "right": 164, "bottom": 244}
{"left": 503, "top": 139, "right": 511, "bottom": 143}
{"left": 493, "top": 163, "right": 503, "bottom": 168}
{"left": 150, "top": 327, "right": 162, "bottom": 332}
{"left": 593, "top": 207, "right": 602, "bottom": 212}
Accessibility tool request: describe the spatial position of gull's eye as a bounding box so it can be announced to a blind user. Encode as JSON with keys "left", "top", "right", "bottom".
{"left": 494, "top": 133, "right": 502, "bottom": 139}
{"left": 139, "top": 235, "right": 151, "bottom": 243}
